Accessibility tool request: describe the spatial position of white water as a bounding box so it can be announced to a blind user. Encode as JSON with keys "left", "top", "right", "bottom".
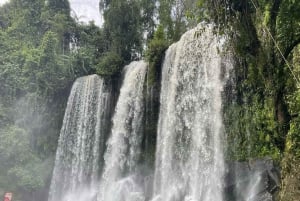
{"left": 46, "top": 24, "right": 274, "bottom": 201}
{"left": 97, "top": 61, "right": 147, "bottom": 201}
{"left": 48, "top": 75, "right": 112, "bottom": 201}
{"left": 152, "top": 24, "right": 232, "bottom": 201}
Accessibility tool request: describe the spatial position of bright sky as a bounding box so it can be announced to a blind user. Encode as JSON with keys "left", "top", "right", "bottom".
{"left": 69, "top": 0, "right": 103, "bottom": 27}
{"left": 0, "top": 0, "right": 9, "bottom": 6}
{"left": 0, "top": 0, "right": 102, "bottom": 27}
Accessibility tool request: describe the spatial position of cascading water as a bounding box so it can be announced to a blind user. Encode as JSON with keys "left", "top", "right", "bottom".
{"left": 47, "top": 24, "right": 278, "bottom": 201}
{"left": 48, "top": 75, "right": 112, "bottom": 201}
{"left": 97, "top": 61, "right": 147, "bottom": 201}
{"left": 152, "top": 24, "right": 232, "bottom": 201}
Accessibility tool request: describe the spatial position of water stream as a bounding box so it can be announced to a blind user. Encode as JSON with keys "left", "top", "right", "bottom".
{"left": 97, "top": 61, "right": 147, "bottom": 201}
{"left": 48, "top": 24, "right": 276, "bottom": 201}
{"left": 152, "top": 24, "right": 232, "bottom": 201}
{"left": 48, "top": 75, "right": 112, "bottom": 201}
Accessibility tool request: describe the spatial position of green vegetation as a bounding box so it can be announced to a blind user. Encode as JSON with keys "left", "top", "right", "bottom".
{"left": 146, "top": 25, "right": 168, "bottom": 85}
{"left": 0, "top": 0, "right": 300, "bottom": 200}
{"left": 95, "top": 52, "right": 123, "bottom": 76}
{"left": 0, "top": 0, "right": 74, "bottom": 198}
{"left": 202, "top": 0, "right": 300, "bottom": 199}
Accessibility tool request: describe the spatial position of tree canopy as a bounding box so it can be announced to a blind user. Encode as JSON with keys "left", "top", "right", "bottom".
{"left": 0, "top": 0, "right": 300, "bottom": 200}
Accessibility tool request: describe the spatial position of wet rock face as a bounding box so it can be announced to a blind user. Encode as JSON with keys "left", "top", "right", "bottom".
{"left": 225, "top": 158, "right": 280, "bottom": 201}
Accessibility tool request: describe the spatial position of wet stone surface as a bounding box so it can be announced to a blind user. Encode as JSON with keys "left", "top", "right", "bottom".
{"left": 225, "top": 158, "right": 280, "bottom": 201}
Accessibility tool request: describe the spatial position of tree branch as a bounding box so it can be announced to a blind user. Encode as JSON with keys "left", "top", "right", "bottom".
{"left": 280, "top": 37, "right": 300, "bottom": 67}
{"left": 270, "top": 0, "right": 282, "bottom": 24}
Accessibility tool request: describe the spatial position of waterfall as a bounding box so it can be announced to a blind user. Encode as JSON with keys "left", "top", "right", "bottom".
{"left": 47, "top": 24, "right": 280, "bottom": 201}
{"left": 48, "top": 75, "right": 112, "bottom": 201}
{"left": 152, "top": 24, "right": 232, "bottom": 201}
{"left": 97, "top": 61, "right": 147, "bottom": 201}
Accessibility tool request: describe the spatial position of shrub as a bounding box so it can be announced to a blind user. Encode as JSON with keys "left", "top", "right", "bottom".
{"left": 95, "top": 52, "right": 124, "bottom": 76}
{"left": 146, "top": 25, "right": 169, "bottom": 85}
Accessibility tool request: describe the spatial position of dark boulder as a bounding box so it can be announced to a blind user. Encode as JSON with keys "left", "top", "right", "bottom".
{"left": 224, "top": 157, "right": 280, "bottom": 201}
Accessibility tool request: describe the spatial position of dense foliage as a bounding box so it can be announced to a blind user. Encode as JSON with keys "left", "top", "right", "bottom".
{"left": 0, "top": 0, "right": 198, "bottom": 199}
{"left": 203, "top": 0, "right": 300, "bottom": 199}
{"left": 0, "top": 0, "right": 112, "bottom": 199}
{"left": 0, "top": 0, "right": 299, "bottom": 200}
